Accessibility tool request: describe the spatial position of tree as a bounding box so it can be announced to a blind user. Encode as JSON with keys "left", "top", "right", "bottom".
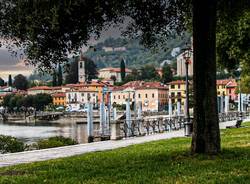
{"left": 8, "top": 75, "right": 12, "bottom": 87}
{"left": 161, "top": 64, "right": 173, "bottom": 84}
{"left": 84, "top": 57, "right": 98, "bottom": 81}
{"left": 57, "top": 65, "right": 63, "bottom": 86}
{"left": 65, "top": 58, "right": 79, "bottom": 84}
{"left": 33, "top": 94, "right": 52, "bottom": 111}
{"left": 120, "top": 59, "right": 126, "bottom": 82}
{"left": 52, "top": 71, "right": 57, "bottom": 87}
{"left": 0, "top": 77, "right": 4, "bottom": 86}
{"left": 110, "top": 75, "right": 117, "bottom": 83}
{"left": 140, "top": 65, "right": 160, "bottom": 81}
{"left": 1, "top": 0, "right": 248, "bottom": 154}
{"left": 13, "top": 74, "right": 28, "bottom": 90}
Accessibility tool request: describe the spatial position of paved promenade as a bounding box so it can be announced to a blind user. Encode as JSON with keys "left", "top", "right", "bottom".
{"left": 0, "top": 118, "right": 249, "bottom": 168}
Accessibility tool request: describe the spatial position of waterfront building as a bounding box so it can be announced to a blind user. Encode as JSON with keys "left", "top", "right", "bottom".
{"left": 176, "top": 50, "right": 194, "bottom": 77}
{"left": 27, "top": 86, "right": 62, "bottom": 95}
{"left": 52, "top": 93, "right": 66, "bottom": 106}
{"left": 217, "top": 79, "right": 238, "bottom": 100}
{"left": 65, "top": 88, "right": 98, "bottom": 110}
{"left": 111, "top": 81, "right": 168, "bottom": 112}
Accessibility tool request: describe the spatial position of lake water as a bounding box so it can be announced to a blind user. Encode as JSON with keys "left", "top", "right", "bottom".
{"left": 0, "top": 122, "right": 88, "bottom": 144}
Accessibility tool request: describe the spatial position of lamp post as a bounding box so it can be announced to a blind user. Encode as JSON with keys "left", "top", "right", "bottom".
{"left": 183, "top": 48, "right": 192, "bottom": 136}
{"left": 237, "top": 67, "right": 242, "bottom": 120}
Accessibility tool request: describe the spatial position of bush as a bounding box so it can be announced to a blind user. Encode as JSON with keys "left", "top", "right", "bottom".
{"left": 36, "top": 136, "right": 77, "bottom": 149}
{"left": 0, "top": 135, "right": 25, "bottom": 153}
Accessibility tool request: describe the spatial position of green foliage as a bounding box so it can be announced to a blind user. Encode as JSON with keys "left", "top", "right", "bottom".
{"left": 86, "top": 35, "right": 190, "bottom": 69}
{"left": 52, "top": 70, "right": 57, "bottom": 87}
{"left": 140, "top": 65, "right": 160, "bottom": 81}
{"left": 35, "top": 136, "right": 77, "bottom": 149}
{"left": 8, "top": 75, "right": 12, "bottom": 86}
{"left": 0, "top": 77, "right": 5, "bottom": 86}
{"left": 65, "top": 57, "right": 79, "bottom": 84}
{"left": 0, "top": 124, "right": 250, "bottom": 183}
{"left": 57, "top": 65, "right": 63, "bottom": 86}
{"left": 120, "top": 59, "right": 126, "bottom": 82}
{"left": 0, "top": 135, "right": 25, "bottom": 154}
{"left": 3, "top": 93, "right": 52, "bottom": 112}
{"left": 161, "top": 64, "right": 173, "bottom": 84}
{"left": 33, "top": 93, "right": 53, "bottom": 111}
{"left": 13, "top": 74, "right": 28, "bottom": 90}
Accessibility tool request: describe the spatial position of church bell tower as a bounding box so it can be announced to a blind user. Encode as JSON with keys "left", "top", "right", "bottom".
{"left": 78, "top": 52, "right": 86, "bottom": 83}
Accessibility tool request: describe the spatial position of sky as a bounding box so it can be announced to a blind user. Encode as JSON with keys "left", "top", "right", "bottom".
{"left": 0, "top": 25, "right": 123, "bottom": 81}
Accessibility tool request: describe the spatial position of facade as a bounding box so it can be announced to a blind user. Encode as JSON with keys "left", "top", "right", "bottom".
{"left": 176, "top": 50, "right": 193, "bottom": 77}
{"left": 168, "top": 80, "right": 187, "bottom": 105}
{"left": 217, "top": 79, "right": 238, "bottom": 100}
{"left": 66, "top": 89, "right": 98, "bottom": 110}
{"left": 52, "top": 93, "right": 66, "bottom": 106}
{"left": 78, "top": 54, "right": 86, "bottom": 83}
{"left": 98, "top": 67, "right": 132, "bottom": 82}
{"left": 111, "top": 81, "right": 168, "bottom": 112}
{"left": 27, "top": 86, "right": 62, "bottom": 95}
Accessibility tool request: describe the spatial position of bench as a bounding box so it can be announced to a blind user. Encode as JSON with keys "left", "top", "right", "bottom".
{"left": 226, "top": 119, "right": 243, "bottom": 129}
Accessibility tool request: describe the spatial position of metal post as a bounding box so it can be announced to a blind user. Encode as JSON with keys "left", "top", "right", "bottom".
{"left": 184, "top": 58, "right": 191, "bottom": 136}
{"left": 99, "top": 102, "right": 106, "bottom": 135}
{"left": 220, "top": 95, "right": 224, "bottom": 113}
{"left": 137, "top": 101, "right": 142, "bottom": 119}
{"left": 87, "top": 103, "right": 94, "bottom": 143}
{"left": 225, "top": 96, "right": 229, "bottom": 113}
{"left": 168, "top": 97, "right": 172, "bottom": 118}
{"left": 177, "top": 101, "right": 181, "bottom": 116}
{"left": 126, "top": 99, "right": 131, "bottom": 136}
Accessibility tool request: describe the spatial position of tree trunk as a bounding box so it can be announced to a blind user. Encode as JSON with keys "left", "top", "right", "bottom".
{"left": 191, "top": 0, "right": 220, "bottom": 154}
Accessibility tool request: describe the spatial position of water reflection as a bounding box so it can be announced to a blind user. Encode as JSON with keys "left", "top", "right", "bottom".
{"left": 0, "top": 122, "right": 89, "bottom": 144}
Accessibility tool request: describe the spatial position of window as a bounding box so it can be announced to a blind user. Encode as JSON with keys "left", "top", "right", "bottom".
{"left": 118, "top": 95, "right": 120, "bottom": 99}
{"left": 80, "top": 62, "right": 83, "bottom": 68}
{"left": 123, "top": 95, "right": 125, "bottom": 99}
{"left": 178, "top": 84, "right": 180, "bottom": 89}
{"left": 114, "top": 95, "right": 116, "bottom": 99}
{"left": 138, "top": 94, "right": 141, "bottom": 98}
{"left": 81, "top": 93, "right": 84, "bottom": 97}
{"left": 152, "top": 93, "right": 154, "bottom": 98}
{"left": 171, "top": 85, "right": 175, "bottom": 89}
{"left": 145, "top": 94, "right": 148, "bottom": 98}
{"left": 171, "top": 92, "right": 175, "bottom": 97}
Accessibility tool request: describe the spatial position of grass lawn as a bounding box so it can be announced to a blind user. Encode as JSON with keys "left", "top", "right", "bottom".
{"left": 0, "top": 122, "right": 250, "bottom": 184}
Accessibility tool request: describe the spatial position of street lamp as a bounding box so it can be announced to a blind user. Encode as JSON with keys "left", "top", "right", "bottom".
{"left": 237, "top": 67, "right": 242, "bottom": 120}
{"left": 183, "top": 48, "right": 192, "bottom": 136}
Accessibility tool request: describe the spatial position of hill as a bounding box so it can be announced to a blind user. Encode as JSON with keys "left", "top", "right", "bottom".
{"left": 85, "top": 33, "right": 191, "bottom": 69}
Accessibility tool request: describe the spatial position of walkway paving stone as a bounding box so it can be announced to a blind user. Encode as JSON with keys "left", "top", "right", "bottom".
{"left": 0, "top": 118, "right": 249, "bottom": 167}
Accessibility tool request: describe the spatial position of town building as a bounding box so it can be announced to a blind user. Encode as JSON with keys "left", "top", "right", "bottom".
{"left": 65, "top": 88, "right": 98, "bottom": 110}
{"left": 111, "top": 81, "right": 168, "bottom": 112}
{"left": 52, "top": 93, "right": 66, "bottom": 106}
{"left": 176, "top": 50, "right": 193, "bottom": 77}
{"left": 98, "top": 67, "right": 132, "bottom": 82}
{"left": 27, "top": 86, "right": 62, "bottom": 95}
{"left": 217, "top": 79, "right": 238, "bottom": 100}
{"left": 168, "top": 80, "right": 186, "bottom": 105}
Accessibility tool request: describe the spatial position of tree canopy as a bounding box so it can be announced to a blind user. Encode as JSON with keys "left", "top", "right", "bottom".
{"left": 13, "top": 74, "right": 28, "bottom": 90}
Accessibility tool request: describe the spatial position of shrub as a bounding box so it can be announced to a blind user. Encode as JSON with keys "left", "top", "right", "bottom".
{"left": 36, "top": 136, "right": 77, "bottom": 149}
{"left": 0, "top": 135, "right": 25, "bottom": 153}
